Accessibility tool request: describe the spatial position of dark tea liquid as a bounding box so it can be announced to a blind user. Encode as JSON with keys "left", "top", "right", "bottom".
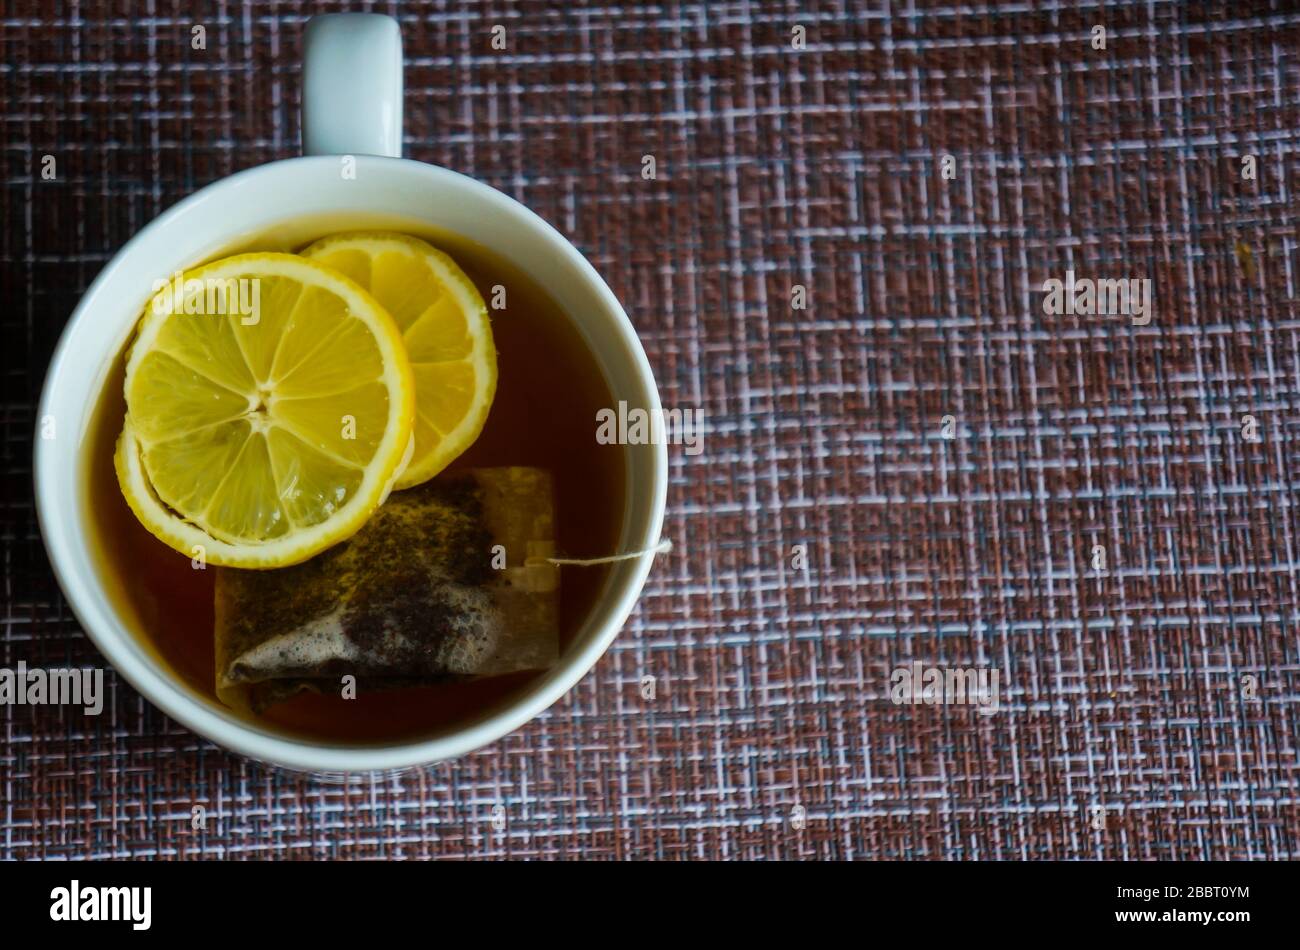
{"left": 82, "top": 225, "right": 625, "bottom": 743}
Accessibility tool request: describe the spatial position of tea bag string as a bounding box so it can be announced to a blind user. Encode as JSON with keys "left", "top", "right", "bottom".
{"left": 546, "top": 537, "right": 673, "bottom": 566}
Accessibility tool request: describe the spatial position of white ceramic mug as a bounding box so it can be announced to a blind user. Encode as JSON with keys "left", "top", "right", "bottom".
{"left": 34, "top": 13, "right": 667, "bottom": 773}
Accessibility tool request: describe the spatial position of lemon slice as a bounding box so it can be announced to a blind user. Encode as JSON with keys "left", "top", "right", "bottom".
{"left": 300, "top": 232, "right": 497, "bottom": 489}
{"left": 115, "top": 252, "right": 415, "bottom": 568}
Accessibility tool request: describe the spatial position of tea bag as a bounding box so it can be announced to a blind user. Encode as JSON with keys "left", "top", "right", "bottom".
{"left": 214, "top": 467, "right": 558, "bottom": 713}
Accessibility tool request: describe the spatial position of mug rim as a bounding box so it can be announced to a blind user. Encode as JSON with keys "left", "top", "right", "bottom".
{"left": 34, "top": 155, "right": 668, "bottom": 773}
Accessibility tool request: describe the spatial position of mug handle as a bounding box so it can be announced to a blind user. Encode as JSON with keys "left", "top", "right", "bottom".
{"left": 302, "top": 14, "right": 403, "bottom": 158}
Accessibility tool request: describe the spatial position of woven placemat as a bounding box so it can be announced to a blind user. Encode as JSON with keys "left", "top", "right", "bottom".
{"left": 2, "top": 0, "right": 1298, "bottom": 859}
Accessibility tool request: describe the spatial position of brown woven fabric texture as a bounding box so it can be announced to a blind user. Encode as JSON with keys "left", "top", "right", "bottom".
{"left": 3, "top": 1, "right": 1300, "bottom": 859}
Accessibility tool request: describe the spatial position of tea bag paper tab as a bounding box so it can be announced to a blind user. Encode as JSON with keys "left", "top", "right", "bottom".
{"left": 214, "top": 467, "right": 558, "bottom": 712}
